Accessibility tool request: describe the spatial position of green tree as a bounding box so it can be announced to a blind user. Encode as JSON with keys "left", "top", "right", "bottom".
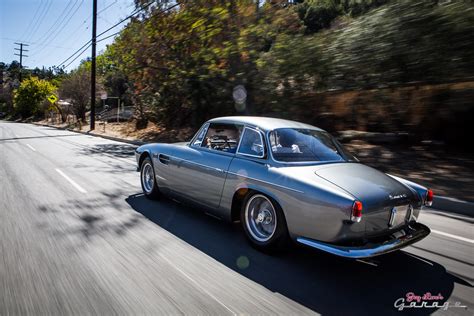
{"left": 13, "top": 77, "right": 56, "bottom": 118}
{"left": 107, "top": 0, "right": 301, "bottom": 127}
{"left": 97, "top": 52, "right": 131, "bottom": 108}
{"left": 58, "top": 66, "right": 92, "bottom": 122}
{"left": 296, "top": 0, "right": 341, "bottom": 33}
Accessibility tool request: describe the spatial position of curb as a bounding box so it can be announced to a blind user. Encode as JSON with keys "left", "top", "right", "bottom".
{"left": 31, "top": 122, "right": 473, "bottom": 218}
{"left": 32, "top": 122, "right": 146, "bottom": 146}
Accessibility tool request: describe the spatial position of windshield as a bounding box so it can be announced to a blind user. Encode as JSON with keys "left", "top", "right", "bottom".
{"left": 269, "top": 128, "right": 357, "bottom": 163}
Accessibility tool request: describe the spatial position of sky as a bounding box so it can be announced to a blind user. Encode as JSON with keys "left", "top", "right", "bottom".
{"left": 0, "top": 0, "right": 136, "bottom": 71}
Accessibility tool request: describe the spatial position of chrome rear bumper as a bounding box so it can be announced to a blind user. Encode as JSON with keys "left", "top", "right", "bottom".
{"left": 297, "top": 222, "right": 430, "bottom": 259}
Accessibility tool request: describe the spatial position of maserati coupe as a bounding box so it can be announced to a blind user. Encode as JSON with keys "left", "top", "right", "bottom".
{"left": 135, "top": 116, "right": 432, "bottom": 258}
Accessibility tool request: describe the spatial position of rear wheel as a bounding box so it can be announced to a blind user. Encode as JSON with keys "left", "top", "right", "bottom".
{"left": 140, "top": 157, "right": 160, "bottom": 199}
{"left": 241, "top": 193, "right": 289, "bottom": 251}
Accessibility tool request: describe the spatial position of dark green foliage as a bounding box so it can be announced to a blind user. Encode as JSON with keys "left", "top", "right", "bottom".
{"left": 296, "top": 0, "right": 391, "bottom": 34}
{"left": 339, "top": 0, "right": 391, "bottom": 16}
{"left": 319, "top": 0, "right": 474, "bottom": 89}
{"left": 297, "top": 0, "right": 341, "bottom": 33}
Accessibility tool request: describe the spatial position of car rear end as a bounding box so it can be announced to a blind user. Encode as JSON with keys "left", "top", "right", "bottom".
{"left": 297, "top": 163, "right": 432, "bottom": 258}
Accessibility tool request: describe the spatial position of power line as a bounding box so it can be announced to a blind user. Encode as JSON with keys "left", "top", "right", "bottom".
{"left": 58, "top": 40, "right": 92, "bottom": 67}
{"left": 20, "top": 0, "right": 46, "bottom": 41}
{"left": 24, "top": 0, "right": 54, "bottom": 42}
{"left": 53, "top": 1, "right": 145, "bottom": 68}
{"left": 23, "top": 0, "right": 53, "bottom": 42}
{"left": 99, "top": 0, "right": 118, "bottom": 15}
{"left": 29, "top": 0, "right": 78, "bottom": 56}
{"left": 63, "top": 43, "right": 92, "bottom": 69}
{"left": 32, "top": 0, "right": 85, "bottom": 58}
{"left": 33, "top": 0, "right": 75, "bottom": 45}
{"left": 96, "top": 1, "right": 167, "bottom": 38}
{"left": 0, "top": 37, "right": 77, "bottom": 50}
{"left": 94, "top": 0, "right": 159, "bottom": 39}
{"left": 51, "top": 0, "right": 118, "bottom": 52}
{"left": 96, "top": 30, "right": 121, "bottom": 43}
{"left": 55, "top": 1, "right": 172, "bottom": 69}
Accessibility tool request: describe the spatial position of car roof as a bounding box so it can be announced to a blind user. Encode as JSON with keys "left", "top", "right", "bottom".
{"left": 207, "top": 116, "right": 323, "bottom": 132}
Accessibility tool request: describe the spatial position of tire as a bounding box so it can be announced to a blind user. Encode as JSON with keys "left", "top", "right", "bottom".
{"left": 240, "top": 192, "right": 289, "bottom": 252}
{"left": 140, "top": 157, "right": 161, "bottom": 199}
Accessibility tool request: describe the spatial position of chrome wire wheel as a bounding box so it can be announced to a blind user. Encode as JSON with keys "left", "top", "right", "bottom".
{"left": 141, "top": 162, "right": 155, "bottom": 194}
{"left": 245, "top": 194, "right": 277, "bottom": 242}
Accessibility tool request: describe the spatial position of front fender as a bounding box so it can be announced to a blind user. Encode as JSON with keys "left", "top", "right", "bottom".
{"left": 135, "top": 145, "right": 154, "bottom": 171}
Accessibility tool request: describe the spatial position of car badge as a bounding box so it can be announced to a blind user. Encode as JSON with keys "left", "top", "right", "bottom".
{"left": 389, "top": 194, "right": 407, "bottom": 200}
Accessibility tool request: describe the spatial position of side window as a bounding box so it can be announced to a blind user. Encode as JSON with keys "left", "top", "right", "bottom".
{"left": 191, "top": 123, "right": 209, "bottom": 147}
{"left": 237, "top": 127, "right": 264, "bottom": 158}
{"left": 201, "top": 123, "right": 242, "bottom": 153}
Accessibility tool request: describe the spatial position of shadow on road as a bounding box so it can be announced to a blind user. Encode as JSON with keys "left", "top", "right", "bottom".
{"left": 78, "top": 143, "right": 137, "bottom": 158}
{"left": 37, "top": 191, "right": 143, "bottom": 247}
{"left": 126, "top": 193, "right": 471, "bottom": 315}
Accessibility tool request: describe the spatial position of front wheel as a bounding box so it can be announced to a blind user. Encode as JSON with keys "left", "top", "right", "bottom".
{"left": 140, "top": 157, "right": 161, "bottom": 199}
{"left": 241, "top": 193, "right": 289, "bottom": 251}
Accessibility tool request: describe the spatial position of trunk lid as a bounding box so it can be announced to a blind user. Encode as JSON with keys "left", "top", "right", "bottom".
{"left": 315, "top": 163, "right": 419, "bottom": 235}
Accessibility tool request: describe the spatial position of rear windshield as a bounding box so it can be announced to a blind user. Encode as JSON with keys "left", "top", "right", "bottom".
{"left": 269, "top": 128, "right": 357, "bottom": 162}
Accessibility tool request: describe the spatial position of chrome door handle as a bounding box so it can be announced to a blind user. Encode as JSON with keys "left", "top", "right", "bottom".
{"left": 158, "top": 154, "right": 171, "bottom": 165}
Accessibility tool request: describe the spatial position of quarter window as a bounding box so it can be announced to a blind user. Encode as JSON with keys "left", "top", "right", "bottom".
{"left": 191, "top": 123, "right": 209, "bottom": 147}
{"left": 237, "top": 127, "right": 264, "bottom": 158}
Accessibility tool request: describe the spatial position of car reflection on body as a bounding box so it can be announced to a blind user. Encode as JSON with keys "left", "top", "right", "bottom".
{"left": 135, "top": 116, "right": 431, "bottom": 258}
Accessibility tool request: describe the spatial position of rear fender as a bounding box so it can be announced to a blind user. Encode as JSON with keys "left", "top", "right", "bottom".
{"left": 234, "top": 182, "right": 286, "bottom": 215}
{"left": 386, "top": 174, "right": 427, "bottom": 205}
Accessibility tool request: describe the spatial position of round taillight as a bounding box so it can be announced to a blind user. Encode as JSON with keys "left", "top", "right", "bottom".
{"left": 351, "top": 201, "right": 363, "bottom": 222}
{"left": 425, "top": 189, "right": 433, "bottom": 206}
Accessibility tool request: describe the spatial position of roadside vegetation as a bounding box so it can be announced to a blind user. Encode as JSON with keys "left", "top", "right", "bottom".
{"left": 1, "top": 0, "right": 473, "bottom": 147}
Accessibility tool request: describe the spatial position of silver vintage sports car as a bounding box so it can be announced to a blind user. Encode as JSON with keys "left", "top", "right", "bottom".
{"left": 135, "top": 116, "right": 432, "bottom": 258}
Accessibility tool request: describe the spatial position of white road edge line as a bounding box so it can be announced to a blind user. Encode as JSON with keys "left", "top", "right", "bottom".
{"left": 55, "top": 168, "right": 87, "bottom": 194}
{"left": 26, "top": 144, "right": 36, "bottom": 151}
{"left": 431, "top": 229, "right": 474, "bottom": 244}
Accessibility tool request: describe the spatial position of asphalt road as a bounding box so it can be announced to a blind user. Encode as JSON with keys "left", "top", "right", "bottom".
{"left": 1, "top": 121, "right": 473, "bottom": 315}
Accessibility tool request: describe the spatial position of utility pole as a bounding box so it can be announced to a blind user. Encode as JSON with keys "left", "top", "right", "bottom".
{"left": 90, "top": 0, "right": 97, "bottom": 130}
{"left": 14, "top": 42, "right": 29, "bottom": 82}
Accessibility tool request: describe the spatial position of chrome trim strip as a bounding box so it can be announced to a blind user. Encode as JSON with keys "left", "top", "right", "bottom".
{"left": 157, "top": 153, "right": 177, "bottom": 160}
{"left": 155, "top": 174, "right": 167, "bottom": 181}
{"left": 180, "top": 156, "right": 226, "bottom": 173}
{"left": 227, "top": 171, "right": 304, "bottom": 194}
{"left": 296, "top": 223, "right": 430, "bottom": 259}
{"left": 160, "top": 153, "right": 226, "bottom": 173}
{"left": 193, "top": 145, "right": 236, "bottom": 158}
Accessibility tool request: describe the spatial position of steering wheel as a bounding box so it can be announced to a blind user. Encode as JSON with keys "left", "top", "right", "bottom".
{"left": 225, "top": 139, "right": 233, "bottom": 150}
